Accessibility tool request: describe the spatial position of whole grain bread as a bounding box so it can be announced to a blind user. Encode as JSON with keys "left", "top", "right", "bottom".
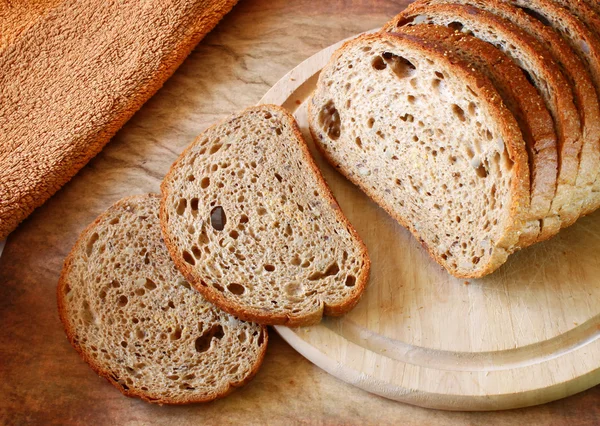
{"left": 396, "top": 24, "right": 557, "bottom": 248}
{"left": 383, "top": 3, "right": 584, "bottom": 233}
{"left": 160, "top": 105, "right": 370, "bottom": 326}
{"left": 308, "top": 32, "right": 530, "bottom": 278}
{"left": 404, "top": 0, "right": 600, "bottom": 228}
{"left": 57, "top": 194, "right": 267, "bottom": 405}
{"left": 499, "top": 0, "right": 600, "bottom": 215}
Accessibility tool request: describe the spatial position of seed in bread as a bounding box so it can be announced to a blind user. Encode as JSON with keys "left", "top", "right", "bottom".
{"left": 57, "top": 194, "right": 267, "bottom": 405}
{"left": 160, "top": 105, "right": 370, "bottom": 326}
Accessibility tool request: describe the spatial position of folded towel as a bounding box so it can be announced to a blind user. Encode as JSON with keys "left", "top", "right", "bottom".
{"left": 0, "top": 0, "right": 238, "bottom": 240}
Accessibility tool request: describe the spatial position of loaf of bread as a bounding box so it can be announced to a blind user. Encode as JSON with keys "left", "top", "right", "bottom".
{"left": 384, "top": 3, "right": 583, "bottom": 239}
{"left": 309, "top": 32, "right": 530, "bottom": 278}
{"left": 396, "top": 24, "right": 557, "bottom": 248}
{"left": 404, "top": 0, "right": 600, "bottom": 221}
{"left": 58, "top": 194, "right": 267, "bottom": 404}
{"left": 160, "top": 105, "right": 370, "bottom": 326}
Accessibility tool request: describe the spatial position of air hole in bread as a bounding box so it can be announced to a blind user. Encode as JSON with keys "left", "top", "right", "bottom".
{"left": 109, "top": 217, "right": 119, "bottom": 225}
{"left": 229, "top": 230, "right": 239, "bottom": 240}
{"left": 209, "top": 144, "right": 222, "bottom": 155}
{"left": 182, "top": 250, "right": 195, "bottom": 265}
{"left": 111, "top": 280, "right": 120, "bottom": 288}
{"left": 200, "top": 177, "right": 210, "bottom": 189}
{"left": 135, "top": 288, "right": 145, "bottom": 296}
{"left": 117, "top": 295, "right": 128, "bottom": 307}
{"left": 400, "top": 113, "right": 413, "bottom": 122}
{"left": 170, "top": 326, "right": 182, "bottom": 341}
{"left": 176, "top": 199, "right": 187, "bottom": 216}
{"left": 468, "top": 102, "right": 477, "bottom": 116}
{"left": 382, "top": 51, "right": 416, "bottom": 79}
{"left": 274, "top": 173, "right": 283, "bottom": 183}
{"left": 257, "top": 207, "right": 267, "bottom": 216}
{"left": 214, "top": 283, "right": 224, "bottom": 292}
{"left": 143, "top": 278, "right": 157, "bottom": 290}
{"left": 258, "top": 330, "right": 265, "bottom": 346}
{"left": 191, "top": 245, "right": 202, "bottom": 259}
{"left": 210, "top": 206, "right": 226, "bottom": 231}
{"left": 194, "top": 325, "right": 224, "bottom": 353}
{"left": 86, "top": 233, "right": 99, "bottom": 256}
{"left": 284, "top": 224, "right": 293, "bottom": 237}
{"left": 227, "top": 283, "right": 245, "bottom": 295}
{"left": 407, "top": 95, "right": 416, "bottom": 104}
{"left": 308, "top": 262, "right": 340, "bottom": 281}
{"left": 345, "top": 275, "right": 356, "bottom": 287}
{"left": 264, "top": 264, "right": 275, "bottom": 272}
{"left": 452, "top": 104, "right": 466, "bottom": 122}
{"left": 318, "top": 100, "right": 341, "bottom": 140}
{"left": 475, "top": 164, "right": 488, "bottom": 178}
{"left": 371, "top": 55, "right": 387, "bottom": 70}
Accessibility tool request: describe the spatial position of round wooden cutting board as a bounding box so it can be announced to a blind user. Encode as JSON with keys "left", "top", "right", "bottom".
{"left": 260, "top": 35, "right": 600, "bottom": 411}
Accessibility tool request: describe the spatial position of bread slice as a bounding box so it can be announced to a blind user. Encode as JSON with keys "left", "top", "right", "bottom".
{"left": 549, "top": 0, "right": 600, "bottom": 36}
{"left": 160, "top": 105, "right": 370, "bottom": 326}
{"left": 402, "top": 0, "right": 600, "bottom": 227}
{"left": 57, "top": 194, "right": 267, "bottom": 405}
{"left": 499, "top": 0, "right": 600, "bottom": 215}
{"left": 395, "top": 24, "right": 557, "bottom": 248}
{"left": 309, "top": 32, "right": 530, "bottom": 278}
{"left": 383, "top": 3, "right": 584, "bottom": 234}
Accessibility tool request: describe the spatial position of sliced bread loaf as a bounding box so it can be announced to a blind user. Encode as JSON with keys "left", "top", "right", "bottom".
{"left": 160, "top": 105, "right": 370, "bottom": 326}
{"left": 308, "top": 32, "right": 530, "bottom": 278}
{"left": 57, "top": 194, "right": 267, "bottom": 405}
{"left": 383, "top": 3, "right": 584, "bottom": 233}
{"left": 404, "top": 0, "right": 600, "bottom": 226}
{"left": 499, "top": 0, "right": 600, "bottom": 214}
{"left": 395, "top": 24, "right": 557, "bottom": 248}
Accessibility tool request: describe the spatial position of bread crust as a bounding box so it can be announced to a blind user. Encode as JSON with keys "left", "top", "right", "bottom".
{"left": 309, "top": 32, "right": 530, "bottom": 278}
{"left": 160, "top": 105, "right": 371, "bottom": 326}
{"left": 0, "top": 0, "right": 238, "bottom": 241}
{"left": 383, "top": 2, "right": 584, "bottom": 232}
{"left": 57, "top": 194, "right": 268, "bottom": 405}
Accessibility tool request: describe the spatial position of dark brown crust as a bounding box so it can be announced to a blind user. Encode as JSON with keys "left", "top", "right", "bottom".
{"left": 159, "top": 105, "right": 371, "bottom": 327}
{"left": 383, "top": 2, "right": 584, "bottom": 230}
{"left": 397, "top": 24, "right": 557, "bottom": 249}
{"left": 57, "top": 194, "right": 268, "bottom": 405}
{"left": 0, "top": 0, "right": 239, "bottom": 241}
{"left": 309, "top": 32, "right": 530, "bottom": 278}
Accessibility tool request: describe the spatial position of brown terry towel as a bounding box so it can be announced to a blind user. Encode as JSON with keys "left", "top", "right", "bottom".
{"left": 0, "top": 0, "right": 238, "bottom": 240}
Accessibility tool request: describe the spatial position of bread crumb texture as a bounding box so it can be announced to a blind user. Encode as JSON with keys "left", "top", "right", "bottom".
{"left": 58, "top": 194, "right": 267, "bottom": 405}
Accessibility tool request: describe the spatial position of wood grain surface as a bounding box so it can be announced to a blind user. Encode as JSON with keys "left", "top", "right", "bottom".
{"left": 1, "top": 0, "right": 600, "bottom": 424}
